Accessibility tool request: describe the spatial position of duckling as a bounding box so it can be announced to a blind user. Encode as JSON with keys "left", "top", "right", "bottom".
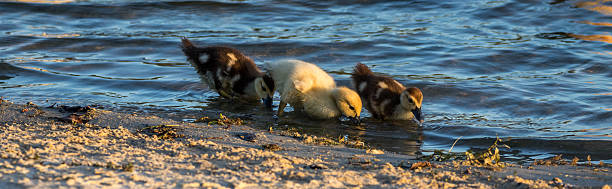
{"left": 266, "top": 59, "right": 362, "bottom": 122}
{"left": 351, "top": 63, "right": 423, "bottom": 123}
{"left": 180, "top": 37, "right": 274, "bottom": 107}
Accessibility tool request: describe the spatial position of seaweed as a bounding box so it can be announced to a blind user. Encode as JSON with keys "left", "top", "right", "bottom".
{"left": 464, "top": 137, "right": 510, "bottom": 168}
{"left": 261, "top": 144, "right": 282, "bottom": 151}
{"left": 235, "top": 132, "right": 257, "bottom": 142}
{"left": 533, "top": 154, "right": 610, "bottom": 168}
{"left": 270, "top": 126, "right": 372, "bottom": 150}
{"left": 72, "top": 161, "right": 135, "bottom": 172}
{"left": 419, "top": 136, "right": 510, "bottom": 168}
{"left": 532, "top": 154, "right": 566, "bottom": 166}
{"left": 409, "top": 161, "right": 433, "bottom": 170}
{"left": 420, "top": 150, "right": 464, "bottom": 162}
{"left": 308, "top": 164, "right": 329, "bottom": 169}
{"left": 53, "top": 105, "right": 98, "bottom": 125}
{"left": 139, "top": 124, "right": 184, "bottom": 140}
{"left": 195, "top": 113, "right": 243, "bottom": 128}
{"left": 59, "top": 114, "right": 90, "bottom": 125}
{"left": 348, "top": 156, "right": 372, "bottom": 167}
{"left": 57, "top": 105, "right": 94, "bottom": 113}
{"left": 104, "top": 162, "right": 134, "bottom": 172}
{"left": 121, "top": 162, "right": 135, "bottom": 172}
{"left": 421, "top": 136, "right": 465, "bottom": 162}
{"left": 338, "top": 135, "right": 368, "bottom": 149}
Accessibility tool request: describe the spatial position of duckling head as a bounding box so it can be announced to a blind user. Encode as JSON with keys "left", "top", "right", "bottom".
{"left": 400, "top": 87, "right": 424, "bottom": 123}
{"left": 332, "top": 87, "right": 362, "bottom": 124}
{"left": 254, "top": 74, "right": 275, "bottom": 109}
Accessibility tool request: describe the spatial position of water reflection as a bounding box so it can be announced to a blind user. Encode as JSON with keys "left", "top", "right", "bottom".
{"left": 12, "top": 56, "right": 80, "bottom": 63}
{"left": 1, "top": 0, "right": 611, "bottom": 162}
{"left": 272, "top": 114, "right": 425, "bottom": 157}
{"left": 536, "top": 32, "right": 612, "bottom": 44}
{"left": 578, "top": 21, "right": 612, "bottom": 27}
{"left": 25, "top": 32, "right": 80, "bottom": 38}
{"left": 1, "top": 83, "right": 55, "bottom": 89}
{"left": 3, "top": 0, "right": 73, "bottom": 4}
{"left": 577, "top": 0, "right": 612, "bottom": 16}
{"left": 18, "top": 65, "right": 165, "bottom": 81}
{"left": 568, "top": 33, "right": 612, "bottom": 44}
{"left": 196, "top": 96, "right": 424, "bottom": 156}
{"left": 354, "top": 120, "right": 424, "bottom": 157}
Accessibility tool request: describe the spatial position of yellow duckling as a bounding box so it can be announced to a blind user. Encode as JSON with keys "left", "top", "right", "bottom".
{"left": 266, "top": 59, "right": 362, "bottom": 122}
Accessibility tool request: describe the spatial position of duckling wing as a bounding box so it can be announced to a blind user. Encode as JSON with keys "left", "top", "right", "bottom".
{"left": 291, "top": 60, "right": 335, "bottom": 90}
{"left": 293, "top": 79, "right": 313, "bottom": 93}
{"left": 266, "top": 59, "right": 339, "bottom": 113}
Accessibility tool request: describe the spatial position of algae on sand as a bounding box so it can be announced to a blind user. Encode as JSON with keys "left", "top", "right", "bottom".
{"left": 261, "top": 144, "right": 282, "bottom": 151}
{"left": 195, "top": 113, "right": 244, "bottom": 127}
{"left": 139, "top": 124, "right": 184, "bottom": 140}
{"left": 420, "top": 136, "right": 510, "bottom": 168}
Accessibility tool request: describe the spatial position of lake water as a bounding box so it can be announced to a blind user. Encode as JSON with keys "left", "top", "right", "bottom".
{"left": 1, "top": 0, "right": 611, "bottom": 163}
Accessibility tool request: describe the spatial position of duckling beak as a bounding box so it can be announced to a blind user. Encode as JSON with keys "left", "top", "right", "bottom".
{"left": 412, "top": 107, "right": 424, "bottom": 123}
{"left": 262, "top": 97, "right": 273, "bottom": 109}
{"left": 340, "top": 115, "right": 361, "bottom": 125}
{"left": 351, "top": 116, "right": 361, "bottom": 125}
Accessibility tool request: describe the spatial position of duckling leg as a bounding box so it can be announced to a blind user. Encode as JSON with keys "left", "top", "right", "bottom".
{"left": 218, "top": 90, "right": 234, "bottom": 99}
{"left": 233, "top": 95, "right": 257, "bottom": 104}
{"left": 277, "top": 100, "right": 287, "bottom": 116}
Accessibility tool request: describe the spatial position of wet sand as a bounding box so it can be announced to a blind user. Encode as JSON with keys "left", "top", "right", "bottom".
{"left": 0, "top": 99, "right": 610, "bottom": 188}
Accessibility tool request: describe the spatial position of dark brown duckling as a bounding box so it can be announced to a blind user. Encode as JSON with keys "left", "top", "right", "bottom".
{"left": 180, "top": 37, "right": 274, "bottom": 107}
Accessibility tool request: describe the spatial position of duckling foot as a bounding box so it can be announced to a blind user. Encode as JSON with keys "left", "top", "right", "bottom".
{"left": 412, "top": 117, "right": 424, "bottom": 126}
{"left": 233, "top": 96, "right": 251, "bottom": 104}
{"left": 339, "top": 115, "right": 361, "bottom": 125}
{"left": 276, "top": 101, "right": 287, "bottom": 117}
{"left": 272, "top": 114, "right": 279, "bottom": 122}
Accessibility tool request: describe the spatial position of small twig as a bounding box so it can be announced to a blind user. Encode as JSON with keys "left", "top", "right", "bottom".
{"left": 449, "top": 136, "right": 463, "bottom": 153}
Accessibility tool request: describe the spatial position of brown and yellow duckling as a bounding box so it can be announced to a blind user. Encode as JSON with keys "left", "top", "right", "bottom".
{"left": 351, "top": 63, "right": 423, "bottom": 123}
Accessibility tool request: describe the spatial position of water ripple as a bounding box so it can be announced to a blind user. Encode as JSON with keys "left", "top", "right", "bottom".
{"left": 1, "top": 0, "right": 611, "bottom": 161}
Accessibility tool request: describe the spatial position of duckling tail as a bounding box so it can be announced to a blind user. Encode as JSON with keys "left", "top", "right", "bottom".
{"left": 351, "top": 63, "right": 373, "bottom": 93}
{"left": 352, "top": 63, "right": 374, "bottom": 77}
{"left": 180, "top": 37, "right": 207, "bottom": 67}
{"left": 352, "top": 62, "right": 374, "bottom": 81}
{"left": 180, "top": 37, "right": 196, "bottom": 52}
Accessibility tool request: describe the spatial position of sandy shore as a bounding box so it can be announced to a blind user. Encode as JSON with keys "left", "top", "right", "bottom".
{"left": 0, "top": 99, "right": 610, "bottom": 188}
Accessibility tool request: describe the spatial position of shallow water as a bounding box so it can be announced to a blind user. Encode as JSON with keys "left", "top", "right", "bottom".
{"left": 1, "top": 0, "right": 611, "bottom": 162}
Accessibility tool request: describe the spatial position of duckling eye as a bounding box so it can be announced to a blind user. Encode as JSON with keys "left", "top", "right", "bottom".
{"left": 261, "top": 86, "right": 267, "bottom": 91}
{"left": 349, "top": 106, "right": 355, "bottom": 110}
{"left": 408, "top": 98, "right": 414, "bottom": 104}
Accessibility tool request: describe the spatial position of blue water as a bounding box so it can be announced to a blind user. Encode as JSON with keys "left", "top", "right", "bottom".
{"left": 0, "top": 0, "right": 611, "bottom": 162}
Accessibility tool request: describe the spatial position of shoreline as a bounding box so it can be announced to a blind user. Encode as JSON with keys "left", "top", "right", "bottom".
{"left": 0, "top": 99, "right": 610, "bottom": 188}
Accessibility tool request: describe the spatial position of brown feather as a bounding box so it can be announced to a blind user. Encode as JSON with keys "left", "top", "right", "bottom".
{"left": 351, "top": 63, "right": 421, "bottom": 120}
{"left": 180, "top": 37, "right": 271, "bottom": 99}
